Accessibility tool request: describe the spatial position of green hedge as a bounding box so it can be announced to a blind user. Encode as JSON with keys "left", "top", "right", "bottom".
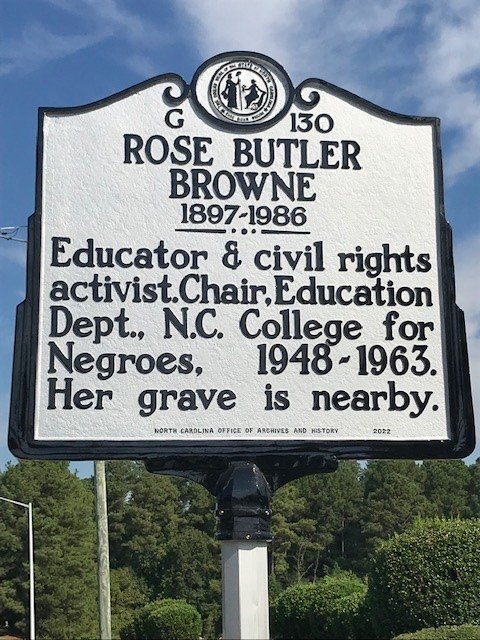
{"left": 394, "top": 625, "right": 480, "bottom": 640}
{"left": 368, "top": 519, "right": 480, "bottom": 638}
{"left": 272, "top": 571, "right": 372, "bottom": 639}
{"left": 119, "top": 598, "right": 202, "bottom": 640}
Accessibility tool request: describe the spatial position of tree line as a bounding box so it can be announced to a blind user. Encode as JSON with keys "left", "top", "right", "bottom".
{"left": 0, "top": 458, "right": 479, "bottom": 638}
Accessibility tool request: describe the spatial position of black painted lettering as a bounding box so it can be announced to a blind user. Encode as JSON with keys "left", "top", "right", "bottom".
{"left": 164, "top": 307, "right": 189, "bottom": 338}
{"left": 212, "top": 170, "right": 235, "bottom": 199}
{"left": 171, "top": 135, "right": 192, "bottom": 165}
{"left": 165, "top": 108, "right": 184, "bottom": 129}
{"left": 341, "top": 140, "right": 361, "bottom": 169}
{"left": 296, "top": 172, "right": 316, "bottom": 201}
{"left": 233, "top": 138, "right": 254, "bottom": 166}
{"left": 271, "top": 171, "right": 295, "bottom": 201}
{"left": 51, "top": 237, "right": 71, "bottom": 267}
{"left": 195, "top": 309, "right": 218, "bottom": 338}
{"left": 193, "top": 169, "right": 214, "bottom": 199}
{"left": 320, "top": 141, "right": 340, "bottom": 169}
{"left": 170, "top": 169, "right": 190, "bottom": 198}
{"left": 138, "top": 389, "right": 157, "bottom": 416}
{"left": 48, "top": 377, "right": 73, "bottom": 409}
{"left": 47, "top": 377, "right": 112, "bottom": 410}
{"left": 145, "top": 135, "right": 168, "bottom": 164}
{"left": 217, "top": 389, "right": 236, "bottom": 410}
{"left": 48, "top": 341, "right": 73, "bottom": 373}
{"left": 193, "top": 137, "right": 213, "bottom": 165}
{"left": 123, "top": 134, "right": 144, "bottom": 164}
{"left": 235, "top": 172, "right": 269, "bottom": 200}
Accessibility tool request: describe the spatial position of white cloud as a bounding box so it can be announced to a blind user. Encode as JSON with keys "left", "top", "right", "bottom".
{"left": 42, "top": 0, "right": 162, "bottom": 43}
{"left": 175, "top": 0, "right": 412, "bottom": 86}
{"left": 85, "top": 0, "right": 162, "bottom": 45}
{"left": 423, "top": 7, "right": 480, "bottom": 86}
{"left": 176, "top": 0, "right": 480, "bottom": 180}
{"left": 0, "top": 0, "right": 163, "bottom": 77}
{"left": 454, "top": 233, "right": 480, "bottom": 438}
{"left": 176, "top": 0, "right": 303, "bottom": 65}
{"left": 0, "top": 22, "right": 109, "bottom": 76}
{"left": 413, "top": 1, "right": 480, "bottom": 181}
{"left": 123, "top": 53, "right": 160, "bottom": 79}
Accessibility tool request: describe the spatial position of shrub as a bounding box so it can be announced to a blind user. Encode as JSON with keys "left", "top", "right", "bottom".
{"left": 110, "top": 566, "right": 148, "bottom": 638}
{"left": 271, "top": 571, "right": 372, "bottom": 639}
{"left": 393, "top": 625, "right": 480, "bottom": 640}
{"left": 367, "top": 519, "right": 480, "bottom": 638}
{"left": 119, "top": 598, "right": 202, "bottom": 640}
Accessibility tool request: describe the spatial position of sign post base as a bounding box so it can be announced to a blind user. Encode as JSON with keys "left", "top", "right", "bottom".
{"left": 215, "top": 461, "right": 273, "bottom": 640}
{"left": 221, "top": 540, "right": 270, "bottom": 640}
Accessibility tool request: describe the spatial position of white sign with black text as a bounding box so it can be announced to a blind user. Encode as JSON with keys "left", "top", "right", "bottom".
{"left": 10, "top": 52, "right": 475, "bottom": 456}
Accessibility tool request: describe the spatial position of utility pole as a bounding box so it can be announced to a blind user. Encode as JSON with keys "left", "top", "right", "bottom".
{"left": 94, "top": 461, "right": 111, "bottom": 640}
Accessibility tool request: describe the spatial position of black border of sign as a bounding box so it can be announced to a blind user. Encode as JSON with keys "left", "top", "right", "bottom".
{"left": 8, "top": 51, "right": 475, "bottom": 465}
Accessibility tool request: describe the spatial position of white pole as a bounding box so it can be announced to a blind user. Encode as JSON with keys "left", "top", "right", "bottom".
{"left": 94, "top": 460, "right": 112, "bottom": 640}
{"left": 0, "top": 496, "right": 35, "bottom": 640}
{"left": 28, "top": 503, "right": 35, "bottom": 640}
{"left": 221, "top": 540, "right": 270, "bottom": 640}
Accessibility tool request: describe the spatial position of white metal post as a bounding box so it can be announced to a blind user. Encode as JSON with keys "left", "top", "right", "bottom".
{"left": 221, "top": 540, "right": 270, "bottom": 640}
{"left": 28, "top": 503, "right": 35, "bottom": 640}
{"left": 0, "top": 496, "right": 35, "bottom": 640}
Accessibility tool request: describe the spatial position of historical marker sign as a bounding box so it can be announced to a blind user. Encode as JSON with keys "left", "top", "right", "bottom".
{"left": 9, "top": 51, "right": 475, "bottom": 462}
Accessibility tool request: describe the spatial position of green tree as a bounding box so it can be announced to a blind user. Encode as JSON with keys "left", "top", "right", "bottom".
{"left": 110, "top": 566, "right": 149, "bottom": 639}
{"left": 271, "top": 464, "right": 363, "bottom": 585}
{"left": 298, "top": 461, "right": 364, "bottom": 575}
{"left": 120, "top": 598, "right": 202, "bottom": 640}
{"left": 393, "top": 626, "right": 480, "bottom": 640}
{"left": 156, "top": 528, "right": 221, "bottom": 637}
{"left": 367, "top": 518, "right": 480, "bottom": 638}
{"left": 361, "top": 460, "right": 429, "bottom": 555}
{"left": 174, "top": 477, "right": 216, "bottom": 537}
{"left": 121, "top": 470, "right": 182, "bottom": 586}
{"left": 468, "top": 459, "right": 480, "bottom": 517}
{"left": 0, "top": 461, "right": 97, "bottom": 639}
{"left": 272, "top": 571, "right": 371, "bottom": 639}
{"left": 423, "top": 460, "right": 472, "bottom": 518}
{"left": 271, "top": 480, "right": 317, "bottom": 585}
{"left": 104, "top": 461, "right": 143, "bottom": 568}
{"left": 104, "top": 469, "right": 220, "bottom": 636}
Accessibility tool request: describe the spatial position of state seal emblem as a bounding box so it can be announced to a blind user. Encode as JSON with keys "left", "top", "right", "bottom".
{"left": 209, "top": 59, "right": 277, "bottom": 123}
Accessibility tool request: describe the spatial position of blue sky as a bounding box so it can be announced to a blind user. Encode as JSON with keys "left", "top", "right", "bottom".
{"left": 1, "top": 0, "right": 479, "bottom": 473}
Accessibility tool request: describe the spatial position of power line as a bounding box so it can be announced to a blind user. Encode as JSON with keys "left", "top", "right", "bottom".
{"left": 0, "top": 226, "right": 27, "bottom": 243}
